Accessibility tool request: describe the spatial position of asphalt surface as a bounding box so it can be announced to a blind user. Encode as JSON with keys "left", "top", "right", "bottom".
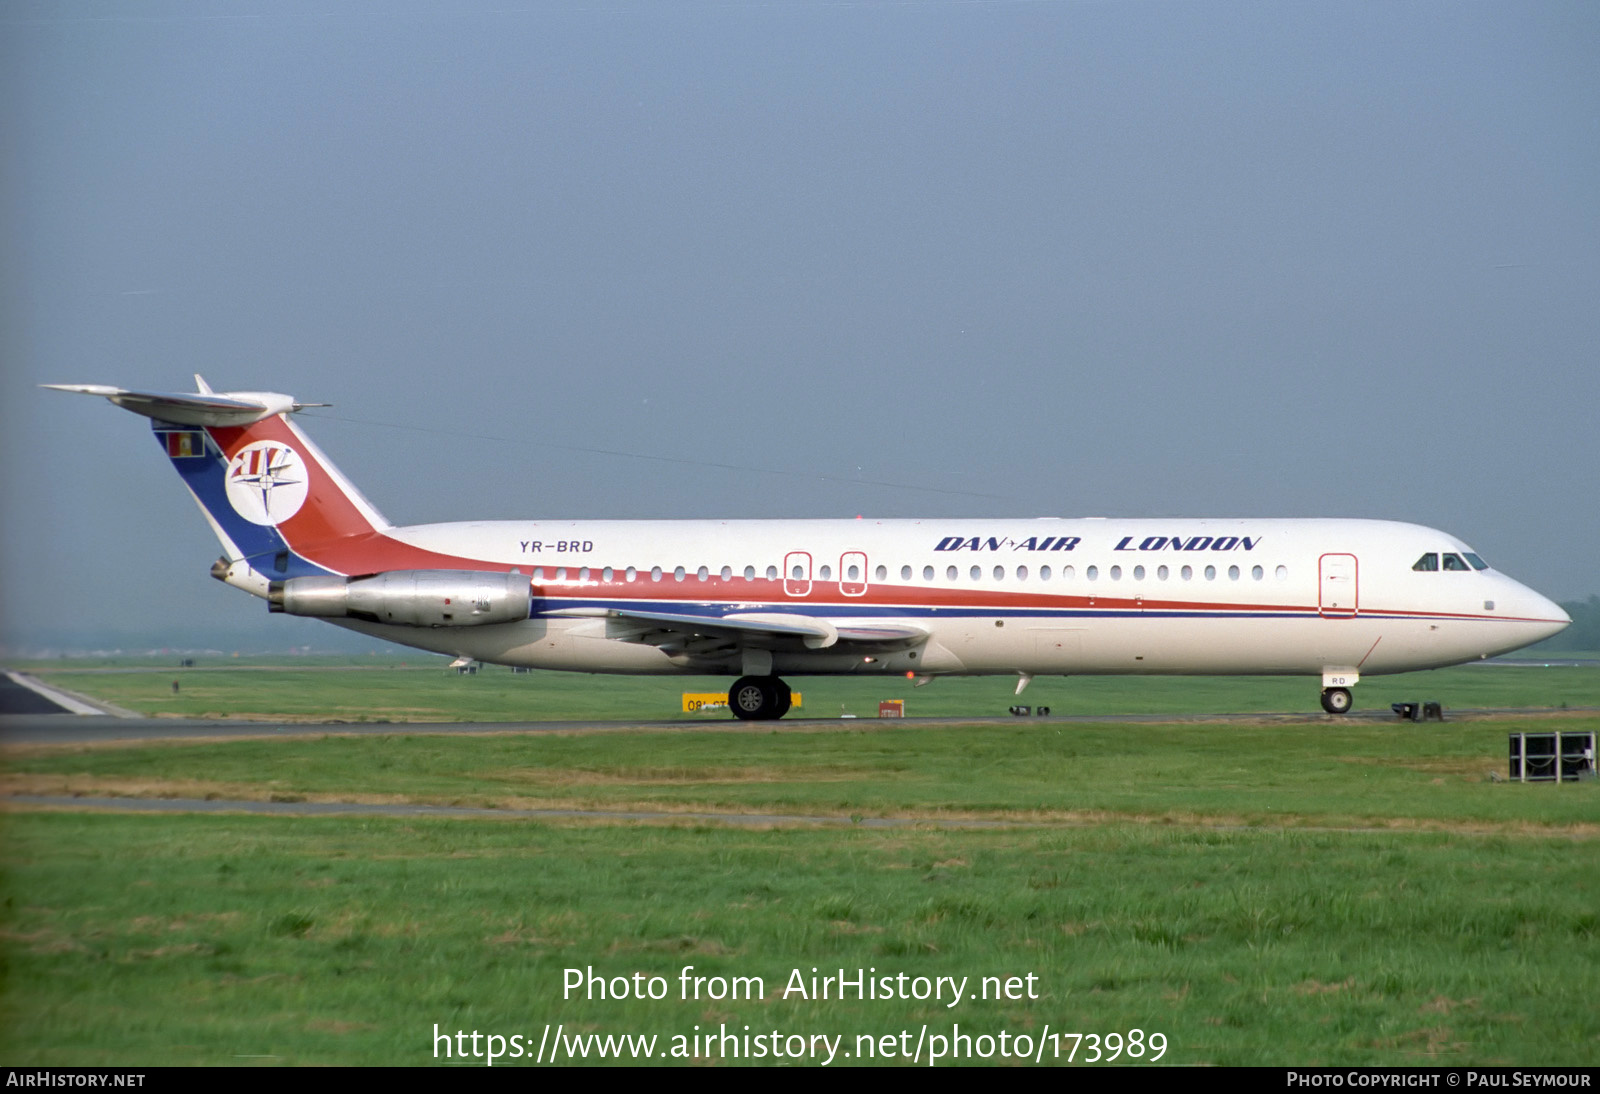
{"left": 3, "top": 794, "right": 1024, "bottom": 829}
{"left": 0, "top": 674, "right": 74, "bottom": 715}
{"left": 4, "top": 706, "right": 1596, "bottom": 748}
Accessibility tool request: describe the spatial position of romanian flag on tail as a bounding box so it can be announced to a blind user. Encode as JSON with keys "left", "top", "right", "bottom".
{"left": 163, "top": 430, "right": 206, "bottom": 458}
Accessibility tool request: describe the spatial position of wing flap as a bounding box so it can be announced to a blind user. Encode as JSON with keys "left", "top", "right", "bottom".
{"left": 545, "top": 607, "right": 927, "bottom": 651}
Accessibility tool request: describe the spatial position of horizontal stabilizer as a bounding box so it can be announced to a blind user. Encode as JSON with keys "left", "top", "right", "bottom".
{"left": 43, "top": 377, "right": 324, "bottom": 426}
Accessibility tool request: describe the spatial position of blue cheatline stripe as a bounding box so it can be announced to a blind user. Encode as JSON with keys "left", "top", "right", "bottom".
{"left": 527, "top": 595, "right": 1501, "bottom": 624}
{"left": 153, "top": 422, "right": 334, "bottom": 580}
{"left": 532, "top": 596, "right": 1301, "bottom": 621}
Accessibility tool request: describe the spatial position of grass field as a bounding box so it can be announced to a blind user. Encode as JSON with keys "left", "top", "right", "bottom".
{"left": 3, "top": 662, "right": 1597, "bottom": 1066}
{"left": 3, "top": 812, "right": 1596, "bottom": 1067}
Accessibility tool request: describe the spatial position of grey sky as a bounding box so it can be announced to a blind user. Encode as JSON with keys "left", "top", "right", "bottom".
{"left": 3, "top": 0, "right": 1596, "bottom": 649}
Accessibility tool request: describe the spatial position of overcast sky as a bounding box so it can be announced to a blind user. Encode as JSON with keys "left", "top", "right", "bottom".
{"left": 3, "top": 0, "right": 1596, "bottom": 650}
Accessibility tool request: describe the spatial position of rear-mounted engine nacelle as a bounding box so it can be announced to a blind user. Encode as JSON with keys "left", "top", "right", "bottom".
{"left": 268, "top": 570, "right": 531, "bottom": 627}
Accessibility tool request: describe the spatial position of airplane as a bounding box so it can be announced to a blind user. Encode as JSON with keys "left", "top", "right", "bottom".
{"left": 47, "top": 377, "right": 1571, "bottom": 719}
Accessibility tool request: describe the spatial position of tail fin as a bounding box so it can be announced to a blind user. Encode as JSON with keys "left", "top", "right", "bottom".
{"left": 46, "top": 378, "right": 388, "bottom": 593}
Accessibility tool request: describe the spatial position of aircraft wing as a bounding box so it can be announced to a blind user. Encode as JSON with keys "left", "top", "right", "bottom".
{"left": 545, "top": 607, "right": 928, "bottom": 651}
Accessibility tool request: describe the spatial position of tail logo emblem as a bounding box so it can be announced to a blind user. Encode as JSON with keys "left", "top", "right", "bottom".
{"left": 225, "top": 441, "right": 308, "bottom": 526}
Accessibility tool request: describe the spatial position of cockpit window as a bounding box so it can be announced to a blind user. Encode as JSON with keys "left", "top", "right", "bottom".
{"left": 1412, "top": 553, "right": 1439, "bottom": 572}
{"left": 1464, "top": 553, "right": 1488, "bottom": 571}
{"left": 1443, "top": 553, "right": 1470, "bottom": 571}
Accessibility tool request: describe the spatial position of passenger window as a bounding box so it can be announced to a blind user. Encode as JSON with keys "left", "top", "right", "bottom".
{"left": 766, "top": 565, "right": 778, "bottom": 580}
{"left": 744, "top": 565, "right": 755, "bottom": 580}
{"left": 1040, "top": 565, "right": 1053, "bottom": 580}
{"left": 970, "top": 565, "right": 982, "bottom": 581}
{"left": 946, "top": 565, "right": 958, "bottom": 581}
{"left": 1412, "top": 553, "right": 1439, "bottom": 572}
{"left": 902, "top": 565, "right": 912, "bottom": 581}
{"left": 924, "top": 565, "right": 935, "bottom": 581}
{"left": 819, "top": 565, "right": 832, "bottom": 580}
{"left": 1443, "top": 553, "right": 1470, "bottom": 571}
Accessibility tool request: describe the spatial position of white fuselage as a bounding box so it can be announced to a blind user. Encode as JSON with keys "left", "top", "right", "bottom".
{"left": 50, "top": 385, "right": 1571, "bottom": 711}
{"left": 331, "top": 517, "right": 1569, "bottom": 680}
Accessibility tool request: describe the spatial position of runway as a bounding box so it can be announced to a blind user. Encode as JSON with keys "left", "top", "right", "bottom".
{"left": 2, "top": 793, "right": 1027, "bottom": 829}
{"left": 3, "top": 705, "right": 1593, "bottom": 747}
{"left": 0, "top": 671, "right": 111, "bottom": 716}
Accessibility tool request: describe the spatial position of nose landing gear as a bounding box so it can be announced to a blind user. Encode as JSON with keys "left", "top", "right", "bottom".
{"left": 1320, "top": 686, "right": 1354, "bottom": 715}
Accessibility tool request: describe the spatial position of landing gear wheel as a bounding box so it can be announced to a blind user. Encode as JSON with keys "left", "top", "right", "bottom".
{"left": 729, "top": 675, "right": 791, "bottom": 721}
{"left": 1320, "top": 687, "right": 1354, "bottom": 715}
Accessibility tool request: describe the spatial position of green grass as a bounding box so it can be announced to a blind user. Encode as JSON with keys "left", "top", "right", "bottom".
{"left": 24, "top": 657, "right": 1600, "bottom": 722}
{"left": 2, "top": 813, "right": 1595, "bottom": 1066}
{"left": 5, "top": 660, "right": 1597, "bottom": 1066}
{"left": 6, "top": 720, "right": 1598, "bottom": 829}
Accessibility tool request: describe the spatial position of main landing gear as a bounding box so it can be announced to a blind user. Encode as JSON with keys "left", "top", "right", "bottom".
{"left": 1320, "top": 687, "right": 1354, "bottom": 715}
{"left": 729, "top": 675, "right": 793, "bottom": 721}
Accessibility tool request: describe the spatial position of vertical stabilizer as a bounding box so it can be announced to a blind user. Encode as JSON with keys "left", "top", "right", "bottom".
{"left": 157, "top": 412, "right": 392, "bottom": 584}
{"left": 48, "top": 380, "right": 390, "bottom": 595}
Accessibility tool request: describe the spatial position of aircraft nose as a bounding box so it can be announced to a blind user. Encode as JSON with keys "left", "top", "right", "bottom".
{"left": 1520, "top": 586, "right": 1571, "bottom": 643}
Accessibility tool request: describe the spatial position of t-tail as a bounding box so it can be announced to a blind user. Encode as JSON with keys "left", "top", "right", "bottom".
{"left": 44, "top": 376, "right": 389, "bottom": 596}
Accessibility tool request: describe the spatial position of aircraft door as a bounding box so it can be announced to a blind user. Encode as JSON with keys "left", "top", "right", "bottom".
{"left": 840, "top": 551, "right": 868, "bottom": 597}
{"left": 783, "top": 551, "right": 812, "bottom": 597}
{"left": 1319, "top": 553, "right": 1359, "bottom": 617}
